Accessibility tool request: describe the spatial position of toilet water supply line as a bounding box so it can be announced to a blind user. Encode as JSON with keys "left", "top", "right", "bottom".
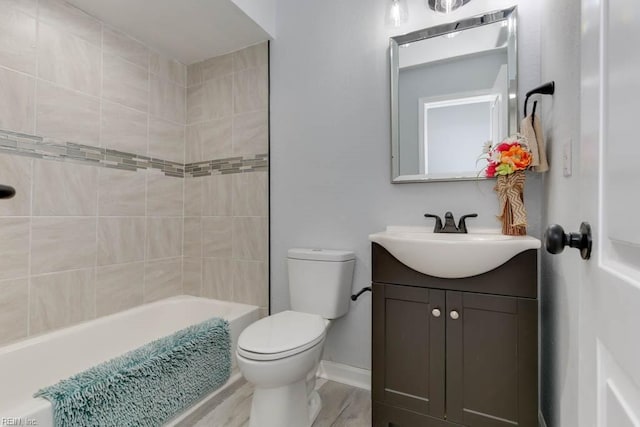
{"left": 351, "top": 287, "right": 372, "bottom": 301}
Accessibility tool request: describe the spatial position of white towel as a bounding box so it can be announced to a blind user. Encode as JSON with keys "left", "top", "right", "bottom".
{"left": 521, "top": 114, "right": 549, "bottom": 173}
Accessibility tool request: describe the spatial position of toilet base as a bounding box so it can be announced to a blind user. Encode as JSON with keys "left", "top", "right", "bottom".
{"left": 248, "top": 379, "right": 322, "bottom": 427}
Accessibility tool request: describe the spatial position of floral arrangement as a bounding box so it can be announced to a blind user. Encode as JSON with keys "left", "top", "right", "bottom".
{"left": 480, "top": 135, "right": 532, "bottom": 178}
{"left": 480, "top": 135, "right": 532, "bottom": 236}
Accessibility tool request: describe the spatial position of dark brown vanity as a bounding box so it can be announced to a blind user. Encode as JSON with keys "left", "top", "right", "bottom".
{"left": 371, "top": 243, "right": 538, "bottom": 427}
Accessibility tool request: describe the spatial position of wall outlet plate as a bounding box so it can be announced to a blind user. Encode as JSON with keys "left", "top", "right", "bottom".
{"left": 563, "top": 139, "right": 572, "bottom": 177}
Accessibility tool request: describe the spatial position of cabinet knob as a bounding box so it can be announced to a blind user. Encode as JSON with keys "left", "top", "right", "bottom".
{"left": 450, "top": 310, "right": 460, "bottom": 320}
{"left": 432, "top": 308, "right": 441, "bottom": 318}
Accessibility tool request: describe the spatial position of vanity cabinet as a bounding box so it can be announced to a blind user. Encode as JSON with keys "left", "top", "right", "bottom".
{"left": 372, "top": 243, "right": 538, "bottom": 427}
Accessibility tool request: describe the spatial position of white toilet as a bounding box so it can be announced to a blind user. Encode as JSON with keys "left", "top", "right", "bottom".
{"left": 236, "top": 248, "right": 355, "bottom": 427}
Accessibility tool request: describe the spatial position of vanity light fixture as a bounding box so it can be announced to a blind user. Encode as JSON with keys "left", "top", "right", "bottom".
{"left": 427, "top": 0, "right": 471, "bottom": 14}
{"left": 386, "top": 0, "right": 409, "bottom": 27}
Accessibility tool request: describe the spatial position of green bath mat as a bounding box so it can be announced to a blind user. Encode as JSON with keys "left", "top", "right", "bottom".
{"left": 35, "top": 317, "right": 231, "bottom": 426}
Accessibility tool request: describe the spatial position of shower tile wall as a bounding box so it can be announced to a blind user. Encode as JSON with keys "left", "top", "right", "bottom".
{"left": 183, "top": 43, "right": 269, "bottom": 313}
{"left": 0, "top": 0, "right": 188, "bottom": 346}
{"left": 0, "top": 1, "right": 269, "bottom": 347}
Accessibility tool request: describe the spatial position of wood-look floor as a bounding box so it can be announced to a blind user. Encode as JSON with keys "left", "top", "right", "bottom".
{"left": 191, "top": 378, "right": 371, "bottom": 427}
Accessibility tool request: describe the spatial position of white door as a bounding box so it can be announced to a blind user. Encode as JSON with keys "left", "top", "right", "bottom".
{"left": 579, "top": 0, "right": 640, "bottom": 425}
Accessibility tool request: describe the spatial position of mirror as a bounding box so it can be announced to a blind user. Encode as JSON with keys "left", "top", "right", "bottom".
{"left": 390, "top": 7, "right": 518, "bottom": 183}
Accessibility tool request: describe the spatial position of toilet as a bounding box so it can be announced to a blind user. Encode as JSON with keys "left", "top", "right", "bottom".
{"left": 236, "top": 248, "right": 356, "bottom": 427}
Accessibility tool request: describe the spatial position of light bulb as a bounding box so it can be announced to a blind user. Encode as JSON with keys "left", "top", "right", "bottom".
{"left": 433, "top": 0, "right": 463, "bottom": 14}
{"left": 386, "top": 0, "right": 408, "bottom": 27}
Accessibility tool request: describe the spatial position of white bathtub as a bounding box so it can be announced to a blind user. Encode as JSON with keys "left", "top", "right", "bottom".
{"left": 0, "top": 295, "right": 260, "bottom": 427}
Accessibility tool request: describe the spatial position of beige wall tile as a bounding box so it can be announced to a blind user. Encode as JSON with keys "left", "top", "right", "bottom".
{"left": 232, "top": 260, "right": 267, "bottom": 306}
{"left": 102, "top": 53, "right": 149, "bottom": 112}
{"left": 0, "top": 153, "right": 31, "bottom": 216}
{"left": 150, "top": 51, "right": 186, "bottom": 86}
{"left": 33, "top": 160, "right": 98, "bottom": 216}
{"left": 97, "top": 217, "right": 145, "bottom": 266}
{"left": 232, "top": 110, "right": 268, "bottom": 156}
{"left": 0, "top": 0, "right": 36, "bottom": 16}
{"left": 232, "top": 217, "right": 268, "bottom": 261}
{"left": 183, "top": 257, "right": 202, "bottom": 296}
{"left": 187, "top": 62, "right": 202, "bottom": 87}
{"left": 37, "top": 22, "right": 101, "bottom": 96}
{"left": 0, "top": 278, "right": 28, "bottom": 345}
{"left": 184, "top": 178, "right": 202, "bottom": 217}
{"left": 96, "top": 262, "right": 144, "bottom": 316}
{"left": 186, "top": 118, "right": 232, "bottom": 162}
{"left": 0, "top": 218, "right": 29, "bottom": 280}
{"left": 202, "top": 174, "right": 232, "bottom": 216}
{"left": 103, "top": 27, "right": 149, "bottom": 69}
{"left": 187, "top": 76, "right": 232, "bottom": 124}
{"left": 150, "top": 76, "right": 185, "bottom": 124}
{"left": 100, "top": 101, "right": 148, "bottom": 154}
{"left": 233, "top": 43, "right": 268, "bottom": 72}
{"left": 146, "top": 217, "right": 183, "bottom": 260}
{"left": 144, "top": 258, "right": 182, "bottom": 302}
{"left": 202, "top": 258, "right": 232, "bottom": 300}
{"left": 148, "top": 117, "right": 185, "bottom": 163}
{"left": 203, "top": 216, "right": 232, "bottom": 259}
{"left": 233, "top": 66, "right": 268, "bottom": 114}
{"left": 201, "top": 53, "right": 233, "bottom": 82}
{"left": 97, "top": 168, "right": 146, "bottom": 216}
{"left": 146, "top": 171, "right": 183, "bottom": 216}
{"left": 232, "top": 172, "right": 268, "bottom": 217}
{"left": 38, "top": 0, "right": 101, "bottom": 46}
{"left": 0, "top": 67, "right": 35, "bottom": 134}
{"left": 183, "top": 217, "right": 202, "bottom": 258}
{"left": 31, "top": 217, "right": 97, "bottom": 274}
{"left": 30, "top": 268, "right": 95, "bottom": 334}
{"left": 0, "top": 6, "right": 36, "bottom": 74}
{"left": 36, "top": 80, "right": 100, "bottom": 144}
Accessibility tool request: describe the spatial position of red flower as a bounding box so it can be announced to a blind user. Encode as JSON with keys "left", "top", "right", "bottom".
{"left": 486, "top": 162, "right": 497, "bottom": 177}
{"left": 496, "top": 143, "right": 512, "bottom": 152}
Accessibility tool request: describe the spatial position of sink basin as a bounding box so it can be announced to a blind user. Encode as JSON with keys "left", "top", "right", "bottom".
{"left": 369, "top": 226, "right": 541, "bottom": 279}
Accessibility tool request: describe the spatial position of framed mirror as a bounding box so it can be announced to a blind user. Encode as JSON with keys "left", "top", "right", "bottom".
{"left": 390, "top": 7, "right": 518, "bottom": 183}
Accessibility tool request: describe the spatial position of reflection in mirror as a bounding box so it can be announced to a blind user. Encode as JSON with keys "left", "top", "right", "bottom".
{"left": 391, "top": 7, "right": 518, "bottom": 182}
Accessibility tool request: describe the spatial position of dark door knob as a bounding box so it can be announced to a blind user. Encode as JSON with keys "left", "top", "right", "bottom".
{"left": 0, "top": 185, "right": 15, "bottom": 199}
{"left": 544, "top": 222, "right": 592, "bottom": 260}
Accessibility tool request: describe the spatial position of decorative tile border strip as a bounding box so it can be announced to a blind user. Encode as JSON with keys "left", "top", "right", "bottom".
{"left": 0, "top": 129, "right": 268, "bottom": 178}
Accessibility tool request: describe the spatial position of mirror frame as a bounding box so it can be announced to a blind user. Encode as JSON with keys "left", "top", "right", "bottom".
{"left": 390, "top": 6, "right": 518, "bottom": 183}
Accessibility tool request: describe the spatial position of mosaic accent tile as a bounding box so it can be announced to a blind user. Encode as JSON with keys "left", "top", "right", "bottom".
{"left": 0, "top": 129, "right": 268, "bottom": 178}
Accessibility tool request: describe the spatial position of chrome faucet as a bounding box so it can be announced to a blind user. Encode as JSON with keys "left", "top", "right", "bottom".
{"left": 424, "top": 212, "right": 478, "bottom": 234}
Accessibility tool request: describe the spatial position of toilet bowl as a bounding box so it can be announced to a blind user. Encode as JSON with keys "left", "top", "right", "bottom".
{"left": 236, "top": 311, "right": 329, "bottom": 427}
{"left": 237, "top": 248, "right": 355, "bottom": 427}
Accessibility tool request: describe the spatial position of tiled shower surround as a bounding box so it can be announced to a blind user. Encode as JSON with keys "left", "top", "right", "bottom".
{"left": 0, "top": 0, "right": 269, "bottom": 346}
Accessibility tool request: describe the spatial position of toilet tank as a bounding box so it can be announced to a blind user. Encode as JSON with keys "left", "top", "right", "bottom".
{"left": 287, "top": 248, "right": 356, "bottom": 319}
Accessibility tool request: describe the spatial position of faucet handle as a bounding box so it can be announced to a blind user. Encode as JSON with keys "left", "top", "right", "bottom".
{"left": 424, "top": 213, "right": 443, "bottom": 232}
{"left": 458, "top": 213, "right": 478, "bottom": 233}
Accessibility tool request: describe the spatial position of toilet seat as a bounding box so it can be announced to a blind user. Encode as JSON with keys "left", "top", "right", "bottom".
{"left": 238, "top": 311, "right": 327, "bottom": 361}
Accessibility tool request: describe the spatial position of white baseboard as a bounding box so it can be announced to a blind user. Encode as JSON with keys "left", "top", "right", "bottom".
{"left": 317, "top": 360, "right": 371, "bottom": 391}
{"left": 539, "top": 411, "right": 548, "bottom": 427}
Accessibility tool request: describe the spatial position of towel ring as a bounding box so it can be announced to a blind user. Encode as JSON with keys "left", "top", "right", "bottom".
{"left": 524, "top": 81, "right": 556, "bottom": 117}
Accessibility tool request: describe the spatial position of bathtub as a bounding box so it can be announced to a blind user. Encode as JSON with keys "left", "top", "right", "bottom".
{"left": 0, "top": 295, "right": 260, "bottom": 427}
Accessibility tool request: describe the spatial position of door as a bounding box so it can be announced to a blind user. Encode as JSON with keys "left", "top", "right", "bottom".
{"left": 580, "top": 0, "right": 640, "bottom": 425}
{"left": 372, "top": 283, "right": 446, "bottom": 418}
{"left": 445, "top": 291, "right": 537, "bottom": 427}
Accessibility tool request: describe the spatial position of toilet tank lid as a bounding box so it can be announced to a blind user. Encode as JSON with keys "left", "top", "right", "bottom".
{"left": 288, "top": 248, "right": 355, "bottom": 262}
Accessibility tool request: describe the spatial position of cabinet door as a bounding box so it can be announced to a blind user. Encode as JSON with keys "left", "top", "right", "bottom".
{"left": 372, "top": 283, "right": 446, "bottom": 418}
{"left": 445, "top": 291, "right": 538, "bottom": 427}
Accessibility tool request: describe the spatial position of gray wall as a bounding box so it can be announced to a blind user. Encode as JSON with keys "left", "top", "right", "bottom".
{"left": 270, "top": 0, "right": 542, "bottom": 370}
{"left": 399, "top": 51, "right": 506, "bottom": 175}
{"left": 539, "top": 0, "right": 582, "bottom": 425}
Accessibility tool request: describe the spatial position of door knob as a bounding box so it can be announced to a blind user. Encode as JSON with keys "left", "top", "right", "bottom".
{"left": 432, "top": 308, "right": 441, "bottom": 318}
{"left": 450, "top": 310, "right": 460, "bottom": 320}
{"left": 0, "top": 185, "right": 15, "bottom": 199}
{"left": 544, "top": 222, "right": 592, "bottom": 260}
